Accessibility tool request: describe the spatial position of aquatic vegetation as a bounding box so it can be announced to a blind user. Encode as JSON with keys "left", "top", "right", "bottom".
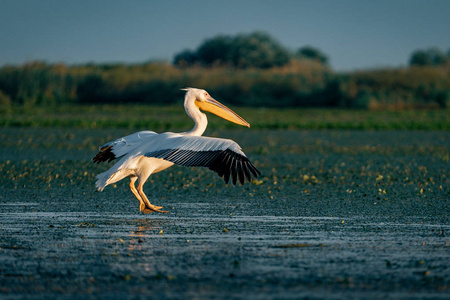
{"left": 1, "top": 129, "right": 448, "bottom": 218}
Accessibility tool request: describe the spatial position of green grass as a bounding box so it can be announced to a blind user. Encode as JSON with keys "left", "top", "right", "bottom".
{"left": 1, "top": 105, "right": 449, "bottom": 130}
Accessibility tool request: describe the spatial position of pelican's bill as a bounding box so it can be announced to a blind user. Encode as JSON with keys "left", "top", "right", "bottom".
{"left": 195, "top": 98, "right": 250, "bottom": 127}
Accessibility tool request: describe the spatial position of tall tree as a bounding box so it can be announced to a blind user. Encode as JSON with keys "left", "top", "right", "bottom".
{"left": 409, "top": 47, "right": 448, "bottom": 66}
{"left": 173, "top": 31, "right": 290, "bottom": 69}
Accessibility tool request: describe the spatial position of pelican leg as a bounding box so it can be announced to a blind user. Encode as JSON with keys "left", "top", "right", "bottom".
{"left": 137, "top": 183, "right": 168, "bottom": 213}
{"left": 129, "top": 178, "right": 148, "bottom": 212}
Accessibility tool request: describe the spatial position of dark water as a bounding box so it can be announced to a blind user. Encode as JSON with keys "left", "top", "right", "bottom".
{"left": 1, "top": 128, "right": 449, "bottom": 299}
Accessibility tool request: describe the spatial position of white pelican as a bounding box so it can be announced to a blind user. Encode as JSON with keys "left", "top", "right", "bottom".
{"left": 93, "top": 88, "right": 261, "bottom": 213}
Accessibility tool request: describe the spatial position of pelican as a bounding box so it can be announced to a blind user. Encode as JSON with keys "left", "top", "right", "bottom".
{"left": 93, "top": 88, "right": 261, "bottom": 213}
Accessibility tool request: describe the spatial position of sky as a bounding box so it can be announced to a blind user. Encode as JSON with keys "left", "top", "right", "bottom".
{"left": 1, "top": 0, "right": 449, "bottom": 71}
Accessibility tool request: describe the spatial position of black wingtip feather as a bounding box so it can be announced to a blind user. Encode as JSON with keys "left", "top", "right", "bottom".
{"left": 218, "top": 152, "right": 232, "bottom": 177}
{"left": 224, "top": 169, "right": 231, "bottom": 184}
{"left": 230, "top": 157, "right": 237, "bottom": 186}
{"left": 92, "top": 145, "right": 116, "bottom": 164}
{"left": 215, "top": 150, "right": 260, "bottom": 185}
{"left": 248, "top": 163, "right": 261, "bottom": 178}
{"left": 243, "top": 161, "right": 252, "bottom": 182}
{"left": 237, "top": 161, "right": 244, "bottom": 185}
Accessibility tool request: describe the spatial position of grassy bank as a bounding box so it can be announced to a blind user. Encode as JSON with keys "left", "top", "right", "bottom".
{"left": 1, "top": 105, "right": 448, "bottom": 130}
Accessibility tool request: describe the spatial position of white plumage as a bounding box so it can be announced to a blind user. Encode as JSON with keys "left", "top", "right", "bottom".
{"left": 93, "top": 88, "right": 260, "bottom": 214}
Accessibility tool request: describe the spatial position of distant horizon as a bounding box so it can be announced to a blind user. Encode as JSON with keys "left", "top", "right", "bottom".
{"left": 1, "top": 0, "right": 449, "bottom": 71}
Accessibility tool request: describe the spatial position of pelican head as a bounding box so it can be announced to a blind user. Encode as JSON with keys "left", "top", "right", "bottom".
{"left": 182, "top": 88, "right": 250, "bottom": 128}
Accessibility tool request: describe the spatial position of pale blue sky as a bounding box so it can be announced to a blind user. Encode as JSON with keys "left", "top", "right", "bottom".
{"left": 1, "top": 0, "right": 449, "bottom": 70}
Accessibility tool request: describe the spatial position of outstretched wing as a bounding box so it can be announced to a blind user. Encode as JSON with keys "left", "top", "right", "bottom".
{"left": 144, "top": 134, "right": 261, "bottom": 185}
{"left": 93, "top": 131, "right": 157, "bottom": 163}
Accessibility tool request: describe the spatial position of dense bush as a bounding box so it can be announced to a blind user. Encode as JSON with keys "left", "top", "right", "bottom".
{"left": 0, "top": 62, "right": 77, "bottom": 106}
{"left": 339, "top": 67, "right": 450, "bottom": 109}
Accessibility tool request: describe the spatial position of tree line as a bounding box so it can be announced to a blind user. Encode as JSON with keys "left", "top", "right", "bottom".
{"left": 0, "top": 32, "right": 448, "bottom": 110}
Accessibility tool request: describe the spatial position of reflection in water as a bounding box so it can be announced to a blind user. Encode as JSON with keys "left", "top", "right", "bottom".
{"left": 127, "top": 218, "right": 165, "bottom": 252}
